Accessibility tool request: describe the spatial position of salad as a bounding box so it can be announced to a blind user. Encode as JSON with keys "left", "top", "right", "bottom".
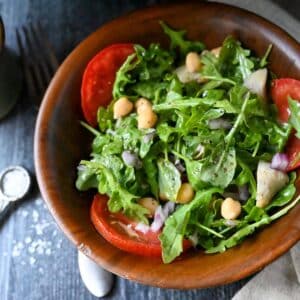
{"left": 76, "top": 22, "right": 300, "bottom": 263}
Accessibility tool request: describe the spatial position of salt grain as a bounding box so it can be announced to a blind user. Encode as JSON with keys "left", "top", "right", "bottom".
{"left": 35, "top": 199, "right": 43, "bottom": 206}
{"left": 32, "top": 210, "right": 39, "bottom": 222}
{"left": 22, "top": 211, "right": 29, "bottom": 217}
{"left": 29, "top": 257, "right": 36, "bottom": 265}
{"left": 8, "top": 207, "right": 59, "bottom": 269}
{"left": 25, "top": 237, "right": 32, "bottom": 244}
{"left": 28, "top": 246, "right": 35, "bottom": 254}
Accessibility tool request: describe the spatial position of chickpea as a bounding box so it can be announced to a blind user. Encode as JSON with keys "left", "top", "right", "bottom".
{"left": 137, "top": 110, "right": 157, "bottom": 129}
{"left": 221, "top": 197, "right": 241, "bottom": 220}
{"left": 138, "top": 197, "right": 159, "bottom": 217}
{"left": 135, "top": 97, "right": 152, "bottom": 114}
{"left": 211, "top": 47, "right": 221, "bottom": 58}
{"left": 176, "top": 183, "right": 195, "bottom": 204}
{"left": 186, "top": 52, "right": 202, "bottom": 73}
{"left": 113, "top": 97, "right": 133, "bottom": 119}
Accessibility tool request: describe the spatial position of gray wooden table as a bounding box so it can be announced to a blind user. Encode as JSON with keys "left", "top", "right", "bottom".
{"left": 0, "top": 1, "right": 298, "bottom": 299}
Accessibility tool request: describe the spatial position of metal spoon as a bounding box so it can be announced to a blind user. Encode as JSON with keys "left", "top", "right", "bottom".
{"left": 0, "top": 166, "right": 31, "bottom": 221}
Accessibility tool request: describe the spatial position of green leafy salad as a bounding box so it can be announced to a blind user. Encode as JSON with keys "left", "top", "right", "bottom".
{"left": 76, "top": 22, "right": 300, "bottom": 263}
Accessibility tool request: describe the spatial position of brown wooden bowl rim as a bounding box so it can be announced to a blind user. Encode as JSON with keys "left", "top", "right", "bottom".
{"left": 34, "top": 1, "right": 300, "bottom": 289}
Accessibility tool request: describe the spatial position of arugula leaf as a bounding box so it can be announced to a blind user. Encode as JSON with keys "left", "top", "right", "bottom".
{"left": 81, "top": 160, "right": 149, "bottom": 223}
{"left": 159, "top": 188, "right": 222, "bottom": 263}
{"left": 218, "top": 36, "right": 254, "bottom": 82}
{"left": 206, "top": 195, "right": 300, "bottom": 253}
{"left": 175, "top": 146, "right": 236, "bottom": 189}
{"left": 113, "top": 43, "right": 173, "bottom": 101}
{"left": 112, "top": 53, "right": 137, "bottom": 100}
{"left": 235, "top": 158, "right": 257, "bottom": 213}
{"left": 76, "top": 167, "right": 99, "bottom": 191}
{"left": 160, "top": 21, "right": 205, "bottom": 56}
{"left": 97, "top": 105, "right": 114, "bottom": 132}
{"left": 143, "top": 155, "right": 159, "bottom": 198}
{"left": 288, "top": 97, "right": 300, "bottom": 138}
{"left": 200, "top": 147, "right": 236, "bottom": 188}
{"left": 225, "top": 91, "right": 250, "bottom": 145}
{"left": 80, "top": 121, "right": 101, "bottom": 136}
{"left": 260, "top": 45, "right": 272, "bottom": 68}
{"left": 153, "top": 97, "right": 213, "bottom": 112}
{"left": 158, "top": 159, "right": 181, "bottom": 201}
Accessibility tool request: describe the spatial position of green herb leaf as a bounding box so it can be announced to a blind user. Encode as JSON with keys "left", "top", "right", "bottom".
{"left": 218, "top": 36, "right": 254, "bottom": 82}
{"left": 160, "top": 188, "right": 222, "bottom": 263}
{"left": 288, "top": 97, "right": 300, "bottom": 138}
{"left": 158, "top": 159, "right": 181, "bottom": 201}
{"left": 81, "top": 160, "right": 149, "bottom": 223}
{"left": 160, "top": 21, "right": 205, "bottom": 56}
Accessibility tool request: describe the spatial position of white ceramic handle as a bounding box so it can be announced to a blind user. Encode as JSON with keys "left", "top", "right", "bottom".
{"left": 78, "top": 250, "right": 114, "bottom": 298}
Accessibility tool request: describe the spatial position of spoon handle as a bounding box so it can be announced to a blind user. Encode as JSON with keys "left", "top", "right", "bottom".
{"left": 78, "top": 250, "right": 114, "bottom": 298}
{"left": 0, "top": 199, "right": 12, "bottom": 222}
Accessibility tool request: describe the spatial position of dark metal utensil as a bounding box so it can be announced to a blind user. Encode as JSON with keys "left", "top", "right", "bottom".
{"left": 0, "top": 16, "right": 22, "bottom": 119}
{"left": 16, "top": 22, "right": 58, "bottom": 108}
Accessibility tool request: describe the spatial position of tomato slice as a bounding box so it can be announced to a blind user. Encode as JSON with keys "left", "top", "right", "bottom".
{"left": 91, "top": 194, "right": 192, "bottom": 258}
{"left": 81, "top": 43, "right": 135, "bottom": 126}
{"left": 271, "top": 78, "right": 300, "bottom": 122}
{"left": 271, "top": 78, "right": 300, "bottom": 171}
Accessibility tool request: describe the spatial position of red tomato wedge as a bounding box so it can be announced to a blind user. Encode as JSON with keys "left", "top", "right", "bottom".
{"left": 271, "top": 78, "right": 300, "bottom": 170}
{"left": 271, "top": 78, "right": 300, "bottom": 122}
{"left": 81, "top": 43, "right": 135, "bottom": 126}
{"left": 91, "top": 194, "right": 192, "bottom": 258}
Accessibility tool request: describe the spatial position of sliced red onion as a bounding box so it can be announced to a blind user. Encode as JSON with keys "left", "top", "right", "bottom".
{"left": 189, "top": 232, "right": 198, "bottom": 247}
{"left": 150, "top": 205, "right": 165, "bottom": 232}
{"left": 208, "top": 118, "right": 232, "bottom": 130}
{"left": 135, "top": 222, "right": 150, "bottom": 234}
{"left": 121, "top": 151, "right": 142, "bottom": 169}
{"left": 143, "top": 130, "right": 156, "bottom": 143}
{"left": 162, "top": 201, "right": 175, "bottom": 216}
{"left": 194, "top": 144, "right": 205, "bottom": 159}
{"left": 238, "top": 185, "right": 249, "bottom": 202}
{"left": 151, "top": 202, "right": 176, "bottom": 232}
{"left": 225, "top": 220, "right": 237, "bottom": 227}
{"left": 270, "top": 153, "right": 289, "bottom": 171}
{"left": 175, "top": 161, "right": 186, "bottom": 173}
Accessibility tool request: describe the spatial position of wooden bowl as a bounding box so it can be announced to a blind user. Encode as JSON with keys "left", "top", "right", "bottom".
{"left": 34, "top": 2, "right": 300, "bottom": 289}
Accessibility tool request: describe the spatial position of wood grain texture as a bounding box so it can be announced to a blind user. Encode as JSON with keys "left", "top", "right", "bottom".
{"left": 0, "top": 0, "right": 299, "bottom": 299}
